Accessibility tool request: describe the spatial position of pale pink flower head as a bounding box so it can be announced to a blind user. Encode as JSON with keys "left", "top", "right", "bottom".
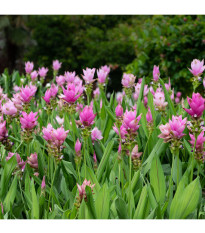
{"left": 91, "top": 127, "right": 103, "bottom": 142}
{"left": 113, "top": 124, "right": 128, "bottom": 139}
{"left": 27, "top": 152, "right": 38, "bottom": 169}
{"left": 82, "top": 68, "right": 96, "bottom": 84}
{"left": 116, "top": 92, "right": 124, "bottom": 104}
{"left": 43, "top": 89, "right": 52, "bottom": 103}
{"left": 74, "top": 76, "right": 83, "bottom": 86}
{"left": 133, "top": 83, "right": 141, "bottom": 100}
{"left": 188, "top": 59, "right": 205, "bottom": 77}
{"left": 59, "top": 83, "right": 82, "bottom": 103}
{"left": 56, "top": 116, "right": 64, "bottom": 125}
{"left": 101, "top": 65, "right": 110, "bottom": 74}
{"left": 13, "top": 85, "right": 20, "bottom": 93}
{"left": 79, "top": 105, "right": 96, "bottom": 126}
{"left": 93, "top": 88, "right": 100, "bottom": 98}
{"left": 41, "top": 176, "right": 46, "bottom": 190}
{"left": 189, "top": 131, "right": 205, "bottom": 151}
{"left": 121, "top": 73, "right": 136, "bottom": 88}
{"left": 52, "top": 127, "right": 69, "bottom": 147}
{"left": 0, "top": 121, "right": 8, "bottom": 141}
{"left": 146, "top": 108, "right": 153, "bottom": 123}
{"left": 175, "top": 97, "right": 180, "bottom": 104}
{"left": 153, "top": 91, "right": 168, "bottom": 110}
{"left": 150, "top": 86, "right": 155, "bottom": 95}
{"left": 158, "top": 123, "right": 172, "bottom": 142}
{"left": 12, "top": 93, "right": 23, "bottom": 111}
{"left": 153, "top": 65, "right": 160, "bottom": 82}
{"left": 131, "top": 145, "right": 142, "bottom": 159}
{"left": 25, "top": 61, "right": 34, "bottom": 74}
{"left": 50, "top": 84, "right": 58, "bottom": 97}
{"left": 20, "top": 85, "right": 37, "bottom": 103}
{"left": 42, "top": 123, "right": 54, "bottom": 141}
{"left": 64, "top": 71, "right": 76, "bottom": 83}
{"left": 30, "top": 70, "right": 38, "bottom": 81}
{"left": 75, "top": 138, "right": 82, "bottom": 156}
{"left": 20, "top": 111, "right": 38, "bottom": 130}
{"left": 123, "top": 110, "right": 141, "bottom": 132}
{"left": 169, "top": 115, "right": 187, "bottom": 139}
{"left": 115, "top": 104, "right": 123, "bottom": 117}
{"left": 97, "top": 68, "right": 108, "bottom": 84}
{"left": 203, "top": 78, "right": 205, "bottom": 89}
{"left": 165, "top": 78, "right": 171, "bottom": 91}
{"left": 56, "top": 75, "right": 65, "bottom": 86}
{"left": 2, "top": 100, "right": 17, "bottom": 116}
{"left": 176, "top": 92, "right": 182, "bottom": 98}
{"left": 184, "top": 93, "right": 205, "bottom": 118}
{"left": 53, "top": 60, "right": 62, "bottom": 71}
{"left": 38, "top": 67, "right": 48, "bottom": 78}
{"left": 77, "top": 179, "right": 95, "bottom": 201}
{"left": 171, "top": 89, "right": 174, "bottom": 101}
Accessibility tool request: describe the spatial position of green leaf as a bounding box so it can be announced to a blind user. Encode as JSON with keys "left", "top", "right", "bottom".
{"left": 97, "top": 140, "right": 114, "bottom": 181}
{"left": 136, "top": 77, "right": 145, "bottom": 116}
{"left": 170, "top": 177, "right": 201, "bottom": 219}
{"left": 95, "top": 184, "right": 110, "bottom": 219}
{"left": 150, "top": 157, "right": 166, "bottom": 204}
{"left": 134, "top": 185, "right": 148, "bottom": 219}
{"left": 115, "top": 197, "right": 128, "bottom": 219}
{"left": 31, "top": 179, "right": 39, "bottom": 219}
{"left": 61, "top": 160, "right": 77, "bottom": 180}
{"left": 85, "top": 186, "right": 97, "bottom": 219}
{"left": 3, "top": 175, "right": 18, "bottom": 212}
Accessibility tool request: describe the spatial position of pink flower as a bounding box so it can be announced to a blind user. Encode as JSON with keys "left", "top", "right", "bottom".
{"left": 6, "top": 152, "right": 26, "bottom": 171}
{"left": 153, "top": 65, "right": 160, "bottom": 82}
{"left": 188, "top": 59, "right": 205, "bottom": 76}
{"left": 27, "top": 152, "right": 38, "bottom": 169}
{"left": 79, "top": 106, "right": 96, "bottom": 126}
{"left": 77, "top": 179, "right": 95, "bottom": 201}
{"left": 93, "top": 152, "right": 97, "bottom": 163}
{"left": 189, "top": 131, "right": 205, "bottom": 151}
{"left": 38, "top": 67, "right": 48, "bottom": 78}
{"left": 59, "top": 83, "right": 82, "bottom": 103}
{"left": 169, "top": 115, "right": 187, "bottom": 139}
{"left": 25, "top": 61, "right": 34, "bottom": 74}
{"left": 82, "top": 68, "right": 96, "bottom": 84}
{"left": 153, "top": 91, "right": 168, "bottom": 110}
{"left": 131, "top": 145, "right": 142, "bottom": 159}
{"left": 43, "top": 89, "right": 52, "bottom": 103}
{"left": 64, "top": 71, "right": 76, "bottom": 83}
{"left": 13, "top": 85, "right": 20, "bottom": 93}
{"left": 75, "top": 138, "right": 82, "bottom": 156}
{"left": 0, "top": 121, "right": 8, "bottom": 141}
{"left": 121, "top": 73, "right": 136, "bottom": 88}
{"left": 113, "top": 124, "right": 128, "bottom": 139}
{"left": 176, "top": 92, "right": 182, "bottom": 98}
{"left": 118, "top": 143, "right": 122, "bottom": 154}
{"left": 93, "top": 88, "right": 100, "bottom": 98}
{"left": 184, "top": 93, "right": 205, "bottom": 118}
{"left": 31, "top": 71, "right": 38, "bottom": 81}
{"left": 158, "top": 123, "right": 172, "bottom": 142}
{"left": 115, "top": 104, "right": 123, "bottom": 117}
{"left": 50, "top": 84, "right": 58, "bottom": 97}
{"left": 53, "top": 60, "right": 62, "bottom": 71}
{"left": 12, "top": 93, "right": 23, "bottom": 111}
{"left": 146, "top": 108, "right": 153, "bottom": 123}
{"left": 123, "top": 110, "right": 141, "bottom": 132}
{"left": 97, "top": 68, "right": 108, "bottom": 84}
{"left": 175, "top": 97, "right": 180, "bottom": 104}
{"left": 20, "top": 111, "right": 38, "bottom": 130}
{"left": 20, "top": 85, "right": 37, "bottom": 103}
{"left": 116, "top": 92, "right": 124, "bottom": 103}
{"left": 56, "top": 75, "right": 65, "bottom": 86}
{"left": 2, "top": 100, "right": 17, "bottom": 116}
{"left": 165, "top": 78, "right": 171, "bottom": 91}
{"left": 101, "top": 65, "right": 110, "bottom": 74}
{"left": 42, "top": 123, "right": 54, "bottom": 141}
{"left": 41, "top": 176, "right": 46, "bottom": 190}
{"left": 91, "top": 127, "right": 103, "bottom": 141}
{"left": 52, "top": 127, "right": 69, "bottom": 147}
{"left": 56, "top": 116, "right": 64, "bottom": 125}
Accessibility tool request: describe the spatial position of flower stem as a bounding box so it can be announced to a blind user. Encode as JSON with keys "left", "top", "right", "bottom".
{"left": 190, "top": 133, "right": 197, "bottom": 182}
{"left": 128, "top": 149, "right": 132, "bottom": 219}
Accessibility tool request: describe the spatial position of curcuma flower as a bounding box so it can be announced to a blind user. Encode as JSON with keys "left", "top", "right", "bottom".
{"left": 123, "top": 110, "right": 141, "bottom": 133}
{"left": 25, "top": 61, "right": 34, "bottom": 74}
{"left": 153, "top": 65, "right": 160, "bottom": 82}
{"left": 77, "top": 179, "right": 95, "bottom": 202}
{"left": 82, "top": 68, "right": 96, "bottom": 84}
{"left": 27, "top": 152, "right": 38, "bottom": 169}
{"left": 158, "top": 123, "right": 172, "bottom": 142}
{"left": 0, "top": 121, "right": 8, "bottom": 141}
{"left": 52, "top": 127, "right": 69, "bottom": 147}
{"left": 59, "top": 83, "right": 82, "bottom": 103}
{"left": 6, "top": 152, "right": 26, "bottom": 172}
{"left": 184, "top": 93, "right": 205, "bottom": 118}
{"left": 38, "top": 67, "right": 48, "bottom": 78}
{"left": 146, "top": 107, "right": 153, "bottom": 123}
{"left": 53, "top": 60, "right": 62, "bottom": 71}
{"left": 97, "top": 68, "right": 108, "bottom": 84}
{"left": 75, "top": 138, "right": 82, "bottom": 156}
{"left": 56, "top": 75, "right": 65, "bottom": 86}
{"left": 113, "top": 124, "right": 128, "bottom": 139}
{"left": 79, "top": 106, "right": 96, "bottom": 127}
{"left": 115, "top": 104, "right": 123, "bottom": 118}
{"left": 91, "top": 127, "right": 103, "bottom": 142}
{"left": 189, "top": 131, "right": 205, "bottom": 152}
{"left": 20, "top": 85, "right": 37, "bottom": 103}
{"left": 153, "top": 90, "right": 168, "bottom": 111}
{"left": 121, "top": 73, "right": 136, "bottom": 88}
{"left": 169, "top": 115, "right": 187, "bottom": 139}
{"left": 20, "top": 111, "right": 38, "bottom": 130}
{"left": 188, "top": 59, "right": 205, "bottom": 77}
{"left": 43, "top": 89, "right": 52, "bottom": 103}
{"left": 2, "top": 100, "right": 17, "bottom": 116}
{"left": 30, "top": 71, "right": 38, "bottom": 81}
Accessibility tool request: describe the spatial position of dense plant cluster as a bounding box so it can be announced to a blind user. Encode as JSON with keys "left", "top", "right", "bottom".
{"left": 0, "top": 58, "right": 205, "bottom": 219}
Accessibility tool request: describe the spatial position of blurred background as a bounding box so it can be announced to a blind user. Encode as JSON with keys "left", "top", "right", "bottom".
{"left": 0, "top": 15, "right": 205, "bottom": 95}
